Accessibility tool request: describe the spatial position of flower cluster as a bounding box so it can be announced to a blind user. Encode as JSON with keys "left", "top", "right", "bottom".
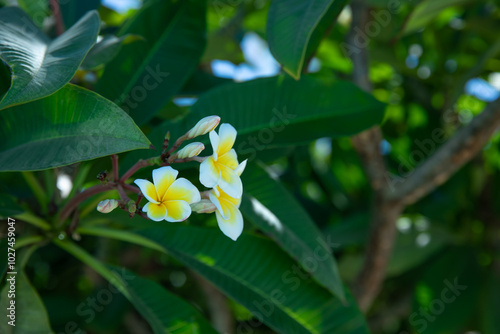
{"left": 98, "top": 116, "right": 246, "bottom": 241}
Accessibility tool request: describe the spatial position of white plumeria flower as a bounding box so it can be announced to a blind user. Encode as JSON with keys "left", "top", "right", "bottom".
{"left": 209, "top": 159, "right": 247, "bottom": 241}
{"left": 134, "top": 166, "right": 200, "bottom": 222}
{"left": 200, "top": 123, "right": 243, "bottom": 198}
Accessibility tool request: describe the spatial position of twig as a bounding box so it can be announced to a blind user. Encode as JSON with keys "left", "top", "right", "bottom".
{"left": 58, "top": 183, "right": 114, "bottom": 223}
{"left": 120, "top": 159, "right": 155, "bottom": 183}
{"left": 50, "top": 0, "right": 65, "bottom": 36}
{"left": 389, "top": 97, "right": 500, "bottom": 205}
{"left": 111, "top": 155, "right": 119, "bottom": 182}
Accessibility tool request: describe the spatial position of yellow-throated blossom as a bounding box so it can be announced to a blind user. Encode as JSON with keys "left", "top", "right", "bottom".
{"left": 134, "top": 166, "right": 200, "bottom": 222}
{"left": 208, "top": 159, "right": 247, "bottom": 241}
{"left": 199, "top": 123, "right": 243, "bottom": 198}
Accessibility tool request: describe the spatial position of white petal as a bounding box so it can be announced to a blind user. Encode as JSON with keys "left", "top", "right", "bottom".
{"left": 153, "top": 166, "right": 178, "bottom": 200}
{"left": 209, "top": 130, "right": 219, "bottom": 160}
{"left": 218, "top": 164, "right": 243, "bottom": 198}
{"left": 209, "top": 190, "right": 230, "bottom": 220}
{"left": 134, "top": 179, "right": 159, "bottom": 204}
{"left": 234, "top": 159, "right": 247, "bottom": 177}
{"left": 199, "top": 156, "right": 220, "bottom": 188}
{"left": 215, "top": 201, "right": 243, "bottom": 241}
{"left": 165, "top": 178, "right": 201, "bottom": 204}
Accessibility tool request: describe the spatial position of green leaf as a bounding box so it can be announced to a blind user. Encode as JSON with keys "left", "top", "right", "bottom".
{"left": 96, "top": 0, "right": 207, "bottom": 125}
{"left": 403, "top": 0, "right": 473, "bottom": 35}
{"left": 116, "top": 268, "right": 218, "bottom": 334}
{"left": 267, "top": 0, "right": 349, "bottom": 79}
{"left": 0, "top": 84, "right": 151, "bottom": 171}
{"left": 59, "top": 0, "right": 102, "bottom": 28}
{"left": 0, "top": 193, "right": 24, "bottom": 217}
{"left": 191, "top": 75, "right": 385, "bottom": 149}
{"left": 121, "top": 75, "right": 385, "bottom": 169}
{"left": 141, "top": 225, "right": 369, "bottom": 334}
{"left": 0, "top": 7, "right": 99, "bottom": 110}
{"left": 53, "top": 238, "right": 217, "bottom": 334}
{"left": 240, "top": 162, "right": 344, "bottom": 301}
{"left": 411, "top": 247, "right": 481, "bottom": 334}
{"left": 0, "top": 246, "right": 54, "bottom": 334}
{"left": 80, "top": 34, "right": 142, "bottom": 70}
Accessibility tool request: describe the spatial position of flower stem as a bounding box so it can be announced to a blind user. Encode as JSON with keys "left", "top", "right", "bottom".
{"left": 111, "top": 155, "right": 119, "bottom": 181}
{"left": 119, "top": 158, "right": 156, "bottom": 183}
{"left": 58, "top": 183, "right": 114, "bottom": 223}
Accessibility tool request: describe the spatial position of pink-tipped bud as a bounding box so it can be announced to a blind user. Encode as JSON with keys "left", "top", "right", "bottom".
{"left": 176, "top": 142, "right": 205, "bottom": 159}
{"left": 186, "top": 116, "right": 220, "bottom": 139}
{"left": 97, "top": 199, "right": 119, "bottom": 213}
{"left": 190, "top": 199, "right": 217, "bottom": 213}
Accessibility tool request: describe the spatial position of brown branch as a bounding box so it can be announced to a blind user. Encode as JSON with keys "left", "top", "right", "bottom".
{"left": 388, "top": 97, "right": 500, "bottom": 206}
{"left": 347, "top": 0, "right": 403, "bottom": 312}
{"left": 50, "top": 0, "right": 65, "bottom": 36}
{"left": 58, "top": 183, "right": 114, "bottom": 223}
{"left": 111, "top": 155, "right": 119, "bottom": 182}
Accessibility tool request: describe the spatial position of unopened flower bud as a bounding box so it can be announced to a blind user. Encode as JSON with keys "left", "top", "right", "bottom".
{"left": 190, "top": 199, "right": 217, "bottom": 214}
{"left": 176, "top": 142, "right": 205, "bottom": 159}
{"left": 97, "top": 199, "right": 119, "bottom": 213}
{"left": 186, "top": 116, "right": 220, "bottom": 139}
{"left": 127, "top": 200, "right": 137, "bottom": 213}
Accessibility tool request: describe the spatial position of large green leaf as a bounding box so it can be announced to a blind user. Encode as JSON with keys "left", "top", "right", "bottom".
{"left": 96, "top": 0, "right": 207, "bottom": 125}
{"left": 53, "top": 239, "right": 217, "bottom": 334}
{"left": 0, "top": 246, "right": 54, "bottom": 334}
{"left": 121, "top": 75, "right": 385, "bottom": 170}
{"left": 411, "top": 247, "right": 480, "bottom": 333}
{"left": 118, "top": 268, "right": 218, "bottom": 334}
{"left": 191, "top": 75, "right": 385, "bottom": 149}
{"left": 240, "top": 162, "right": 344, "bottom": 301}
{"left": 267, "top": 0, "right": 349, "bottom": 79}
{"left": 403, "top": 0, "right": 473, "bottom": 35}
{"left": 0, "top": 84, "right": 151, "bottom": 171}
{"left": 80, "top": 35, "right": 141, "bottom": 70}
{"left": 0, "top": 7, "right": 99, "bottom": 110}
{"left": 140, "top": 225, "right": 368, "bottom": 334}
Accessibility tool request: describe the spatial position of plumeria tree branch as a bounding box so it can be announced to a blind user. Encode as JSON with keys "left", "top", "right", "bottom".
{"left": 349, "top": 0, "right": 500, "bottom": 312}
{"left": 388, "top": 97, "right": 500, "bottom": 205}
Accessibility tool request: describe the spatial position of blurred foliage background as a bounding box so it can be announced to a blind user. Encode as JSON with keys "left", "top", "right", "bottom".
{"left": 0, "top": 0, "right": 499, "bottom": 333}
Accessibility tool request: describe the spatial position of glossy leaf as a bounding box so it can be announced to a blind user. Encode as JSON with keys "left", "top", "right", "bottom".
{"left": 118, "top": 268, "right": 218, "bottom": 334}
{"left": 122, "top": 75, "right": 385, "bottom": 168}
{"left": 80, "top": 34, "right": 142, "bottom": 70}
{"left": 267, "top": 0, "right": 349, "bottom": 79}
{"left": 141, "top": 225, "right": 369, "bottom": 334}
{"left": 0, "top": 84, "right": 150, "bottom": 171}
{"left": 0, "top": 7, "right": 99, "bottom": 110}
{"left": 0, "top": 246, "right": 54, "bottom": 334}
{"left": 54, "top": 238, "right": 216, "bottom": 334}
{"left": 97, "top": 0, "right": 206, "bottom": 125}
{"left": 241, "top": 162, "right": 345, "bottom": 301}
